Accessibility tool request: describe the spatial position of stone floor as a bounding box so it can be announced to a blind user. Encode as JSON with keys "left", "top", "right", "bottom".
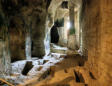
{"left": 32, "top": 54, "right": 86, "bottom": 86}
{"left": 4, "top": 44, "right": 88, "bottom": 86}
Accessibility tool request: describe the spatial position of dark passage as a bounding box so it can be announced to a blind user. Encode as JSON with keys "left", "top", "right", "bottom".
{"left": 50, "top": 25, "right": 59, "bottom": 43}
{"left": 74, "top": 71, "right": 85, "bottom": 83}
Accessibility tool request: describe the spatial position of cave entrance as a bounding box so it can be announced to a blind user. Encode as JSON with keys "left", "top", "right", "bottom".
{"left": 50, "top": 25, "right": 59, "bottom": 44}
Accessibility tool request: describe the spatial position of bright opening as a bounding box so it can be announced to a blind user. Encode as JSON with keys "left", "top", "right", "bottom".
{"left": 67, "top": 22, "right": 70, "bottom": 29}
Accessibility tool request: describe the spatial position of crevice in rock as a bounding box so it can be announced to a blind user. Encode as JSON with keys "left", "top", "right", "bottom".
{"left": 61, "top": 1, "right": 68, "bottom": 9}
{"left": 38, "top": 68, "right": 51, "bottom": 81}
{"left": 85, "top": 84, "right": 88, "bottom": 86}
{"left": 46, "top": 0, "right": 52, "bottom": 10}
{"left": 89, "top": 72, "right": 96, "bottom": 80}
{"left": 64, "top": 69, "right": 68, "bottom": 73}
{"left": 78, "top": 61, "right": 84, "bottom": 66}
{"left": 74, "top": 71, "right": 85, "bottom": 83}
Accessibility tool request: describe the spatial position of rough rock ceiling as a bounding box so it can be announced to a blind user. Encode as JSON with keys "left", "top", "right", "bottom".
{"left": 47, "top": 0, "right": 82, "bottom": 25}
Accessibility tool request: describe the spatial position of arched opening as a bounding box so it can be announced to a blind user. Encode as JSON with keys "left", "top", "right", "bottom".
{"left": 50, "top": 25, "right": 59, "bottom": 44}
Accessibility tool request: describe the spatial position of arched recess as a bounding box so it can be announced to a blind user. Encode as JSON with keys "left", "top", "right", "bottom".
{"left": 50, "top": 25, "right": 59, "bottom": 44}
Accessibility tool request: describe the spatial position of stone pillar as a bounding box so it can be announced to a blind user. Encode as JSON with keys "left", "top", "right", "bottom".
{"left": 0, "top": 26, "right": 11, "bottom": 78}
{"left": 31, "top": 2, "right": 47, "bottom": 58}
{"left": 44, "top": 26, "right": 51, "bottom": 55}
{"left": 0, "top": 1, "right": 11, "bottom": 78}
{"left": 32, "top": 19, "right": 46, "bottom": 57}
{"left": 69, "top": 3, "right": 75, "bottom": 29}
{"left": 25, "top": 26, "right": 31, "bottom": 60}
{"left": 24, "top": 16, "right": 32, "bottom": 60}
{"left": 44, "top": 13, "right": 54, "bottom": 56}
{"left": 67, "top": 1, "right": 76, "bottom": 50}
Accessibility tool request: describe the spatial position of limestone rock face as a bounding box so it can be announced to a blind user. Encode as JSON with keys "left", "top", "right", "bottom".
{"left": 0, "top": 14, "right": 11, "bottom": 78}
{"left": 48, "top": 0, "right": 64, "bottom": 28}
{"left": 1, "top": 0, "right": 51, "bottom": 59}
{"left": 45, "top": 0, "right": 69, "bottom": 55}
{"left": 0, "top": 0, "right": 71, "bottom": 60}
{"left": 67, "top": 35, "right": 76, "bottom": 50}
{"left": 0, "top": 27, "right": 11, "bottom": 78}
{"left": 9, "top": 16, "right": 26, "bottom": 61}
{"left": 80, "top": 0, "right": 112, "bottom": 86}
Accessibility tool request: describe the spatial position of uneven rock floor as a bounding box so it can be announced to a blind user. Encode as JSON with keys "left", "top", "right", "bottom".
{"left": 29, "top": 54, "right": 86, "bottom": 86}
{"left": 5, "top": 44, "right": 95, "bottom": 86}
{"left": 7, "top": 53, "right": 65, "bottom": 85}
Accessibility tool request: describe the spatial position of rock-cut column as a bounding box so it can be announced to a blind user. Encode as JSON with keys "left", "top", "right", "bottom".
{"left": 31, "top": 2, "right": 47, "bottom": 58}
{"left": 67, "top": 1, "right": 76, "bottom": 50}
{"left": 0, "top": 26, "right": 11, "bottom": 78}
